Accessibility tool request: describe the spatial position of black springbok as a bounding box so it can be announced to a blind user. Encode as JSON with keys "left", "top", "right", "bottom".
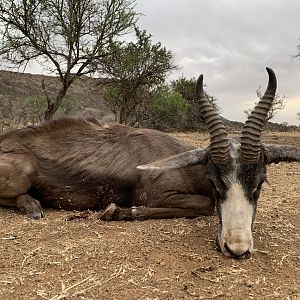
{"left": 0, "top": 67, "right": 299, "bottom": 258}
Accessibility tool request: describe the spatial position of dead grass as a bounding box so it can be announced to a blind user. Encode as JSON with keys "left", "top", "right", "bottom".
{"left": 0, "top": 132, "right": 299, "bottom": 300}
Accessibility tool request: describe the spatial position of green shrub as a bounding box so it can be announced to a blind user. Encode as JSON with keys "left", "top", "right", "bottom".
{"left": 148, "top": 86, "right": 188, "bottom": 130}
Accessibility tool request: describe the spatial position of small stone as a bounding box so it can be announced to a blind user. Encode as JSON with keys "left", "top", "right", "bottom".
{"left": 245, "top": 279, "right": 254, "bottom": 288}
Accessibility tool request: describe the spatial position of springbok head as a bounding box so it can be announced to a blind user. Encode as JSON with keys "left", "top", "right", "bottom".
{"left": 138, "top": 68, "right": 300, "bottom": 258}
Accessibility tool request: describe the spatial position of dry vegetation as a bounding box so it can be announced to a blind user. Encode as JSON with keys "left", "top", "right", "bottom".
{"left": 0, "top": 71, "right": 114, "bottom": 128}
{"left": 0, "top": 132, "right": 299, "bottom": 300}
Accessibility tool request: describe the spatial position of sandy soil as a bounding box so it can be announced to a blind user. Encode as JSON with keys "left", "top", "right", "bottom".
{"left": 0, "top": 132, "right": 299, "bottom": 300}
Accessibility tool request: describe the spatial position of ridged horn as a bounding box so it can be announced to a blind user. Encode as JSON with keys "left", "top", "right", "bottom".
{"left": 240, "top": 67, "right": 277, "bottom": 163}
{"left": 196, "top": 75, "right": 230, "bottom": 164}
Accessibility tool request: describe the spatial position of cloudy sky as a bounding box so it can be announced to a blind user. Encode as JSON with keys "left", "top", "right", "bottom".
{"left": 135, "top": 0, "right": 300, "bottom": 125}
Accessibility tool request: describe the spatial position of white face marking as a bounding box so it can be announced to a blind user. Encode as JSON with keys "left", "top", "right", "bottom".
{"left": 219, "top": 181, "right": 254, "bottom": 257}
{"left": 221, "top": 182, "right": 254, "bottom": 231}
{"left": 218, "top": 140, "right": 254, "bottom": 257}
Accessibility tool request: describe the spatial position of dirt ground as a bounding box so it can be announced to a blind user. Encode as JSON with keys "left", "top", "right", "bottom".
{"left": 0, "top": 132, "right": 299, "bottom": 300}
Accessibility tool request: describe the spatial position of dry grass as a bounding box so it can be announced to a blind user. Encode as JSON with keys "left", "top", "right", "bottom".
{"left": 0, "top": 132, "right": 299, "bottom": 300}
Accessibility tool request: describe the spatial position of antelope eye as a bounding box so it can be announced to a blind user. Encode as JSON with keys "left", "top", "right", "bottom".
{"left": 251, "top": 179, "right": 266, "bottom": 196}
{"left": 257, "top": 177, "right": 266, "bottom": 189}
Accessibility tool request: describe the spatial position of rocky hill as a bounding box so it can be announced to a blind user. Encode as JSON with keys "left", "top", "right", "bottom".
{"left": 0, "top": 70, "right": 114, "bottom": 126}
{"left": 222, "top": 117, "right": 299, "bottom": 132}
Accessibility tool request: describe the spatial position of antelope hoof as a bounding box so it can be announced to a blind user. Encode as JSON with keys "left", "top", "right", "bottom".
{"left": 29, "top": 210, "right": 44, "bottom": 220}
{"left": 98, "top": 203, "right": 120, "bottom": 221}
{"left": 16, "top": 195, "right": 44, "bottom": 220}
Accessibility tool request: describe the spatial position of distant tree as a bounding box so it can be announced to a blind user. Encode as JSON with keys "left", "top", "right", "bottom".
{"left": 0, "top": 94, "right": 78, "bottom": 129}
{"left": 146, "top": 86, "right": 188, "bottom": 130}
{"left": 244, "top": 86, "right": 287, "bottom": 123}
{"left": 171, "top": 77, "right": 219, "bottom": 109}
{"left": 171, "top": 76, "right": 219, "bottom": 130}
{"left": 297, "top": 112, "right": 300, "bottom": 121}
{"left": 280, "top": 121, "right": 289, "bottom": 132}
{"left": 98, "top": 27, "right": 176, "bottom": 125}
{"left": 0, "top": 0, "right": 137, "bottom": 120}
{"left": 102, "top": 84, "right": 152, "bottom": 124}
{"left": 18, "top": 95, "right": 79, "bottom": 125}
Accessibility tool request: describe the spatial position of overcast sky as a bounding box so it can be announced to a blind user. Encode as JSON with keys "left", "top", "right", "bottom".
{"left": 135, "top": 0, "right": 300, "bottom": 125}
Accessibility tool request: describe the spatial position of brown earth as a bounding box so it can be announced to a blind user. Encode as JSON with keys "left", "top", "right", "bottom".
{"left": 0, "top": 132, "right": 299, "bottom": 300}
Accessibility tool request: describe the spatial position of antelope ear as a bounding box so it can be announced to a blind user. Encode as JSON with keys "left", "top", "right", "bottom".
{"left": 137, "top": 148, "right": 209, "bottom": 170}
{"left": 262, "top": 144, "right": 300, "bottom": 164}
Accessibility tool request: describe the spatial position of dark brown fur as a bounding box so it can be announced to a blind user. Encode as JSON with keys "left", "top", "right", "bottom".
{"left": 0, "top": 118, "right": 214, "bottom": 219}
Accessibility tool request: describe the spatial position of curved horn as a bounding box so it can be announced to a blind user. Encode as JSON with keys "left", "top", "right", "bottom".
{"left": 240, "top": 67, "right": 277, "bottom": 163}
{"left": 262, "top": 144, "right": 300, "bottom": 164}
{"left": 137, "top": 148, "right": 209, "bottom": 170}
{"left": 196, "top": 75, "right": 230, "bottom": 164}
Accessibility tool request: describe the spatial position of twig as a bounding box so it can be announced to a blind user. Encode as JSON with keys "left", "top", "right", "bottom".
{"left": 21, "top": 247, "right": 42, "bottom": 268}
{"left": 286, "top": 171, "right": 300, "bottom": 175}
{"left": 255, "top": 250, "right": 269, "bottom": 255}
{"left": 0, "top": 280, "right": 12, "bottom": 284}
{"left": 1, "top": 235, "right": 17, "bottom": 240}
{"left": 49, "top": 266, "right": 126, "bottom": 299}
{"left": 191, "top": 271, "right": 220, "bottom": 283}
{"left": 211, "top": 292, "right": 226, "bottom": 298}
{"left": 49, "top": 275, "right": 95, "bottom": 300}
{"left": 73, "top": 266, "right": 126, "bottom": 296}
{"left": 279, "top": 254, "right": 289, "bottom": 265}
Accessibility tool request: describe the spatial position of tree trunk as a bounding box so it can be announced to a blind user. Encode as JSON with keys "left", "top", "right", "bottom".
{"left": 119, "top": 107, "right": 125, "bottom": 124}
{"left": 44, "top": 82, "right": 70, "bottom": 121}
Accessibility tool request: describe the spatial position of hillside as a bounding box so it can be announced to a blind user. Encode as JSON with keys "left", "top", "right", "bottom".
{"left": 0, "top": 70, "right": 298, "bottom": 132}
{"left": 0, "top": 70, "right": 114, "bottom": 125}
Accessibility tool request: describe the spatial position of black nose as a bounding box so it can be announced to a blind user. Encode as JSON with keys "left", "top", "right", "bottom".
{"left": 224, "top": 243, "right": 251, "bottom": 259}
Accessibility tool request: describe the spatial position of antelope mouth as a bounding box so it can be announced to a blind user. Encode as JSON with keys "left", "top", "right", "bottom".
{"left": 223, "top": 243, "right": 252, "bottom": 259}
{"left": 216, "top": 228, "right": 253, "bottom": 259}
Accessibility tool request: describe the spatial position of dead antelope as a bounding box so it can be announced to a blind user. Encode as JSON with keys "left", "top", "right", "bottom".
{"left": 0, "top": 67, "right": 299, "bottom": 258}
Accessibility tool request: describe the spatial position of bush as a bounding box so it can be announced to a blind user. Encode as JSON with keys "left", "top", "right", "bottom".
{"left": 22, "top": 95, "right": 78, "bottom": 124}
{"left": 147, "top": 86, "right": 188, "bottom": 130}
